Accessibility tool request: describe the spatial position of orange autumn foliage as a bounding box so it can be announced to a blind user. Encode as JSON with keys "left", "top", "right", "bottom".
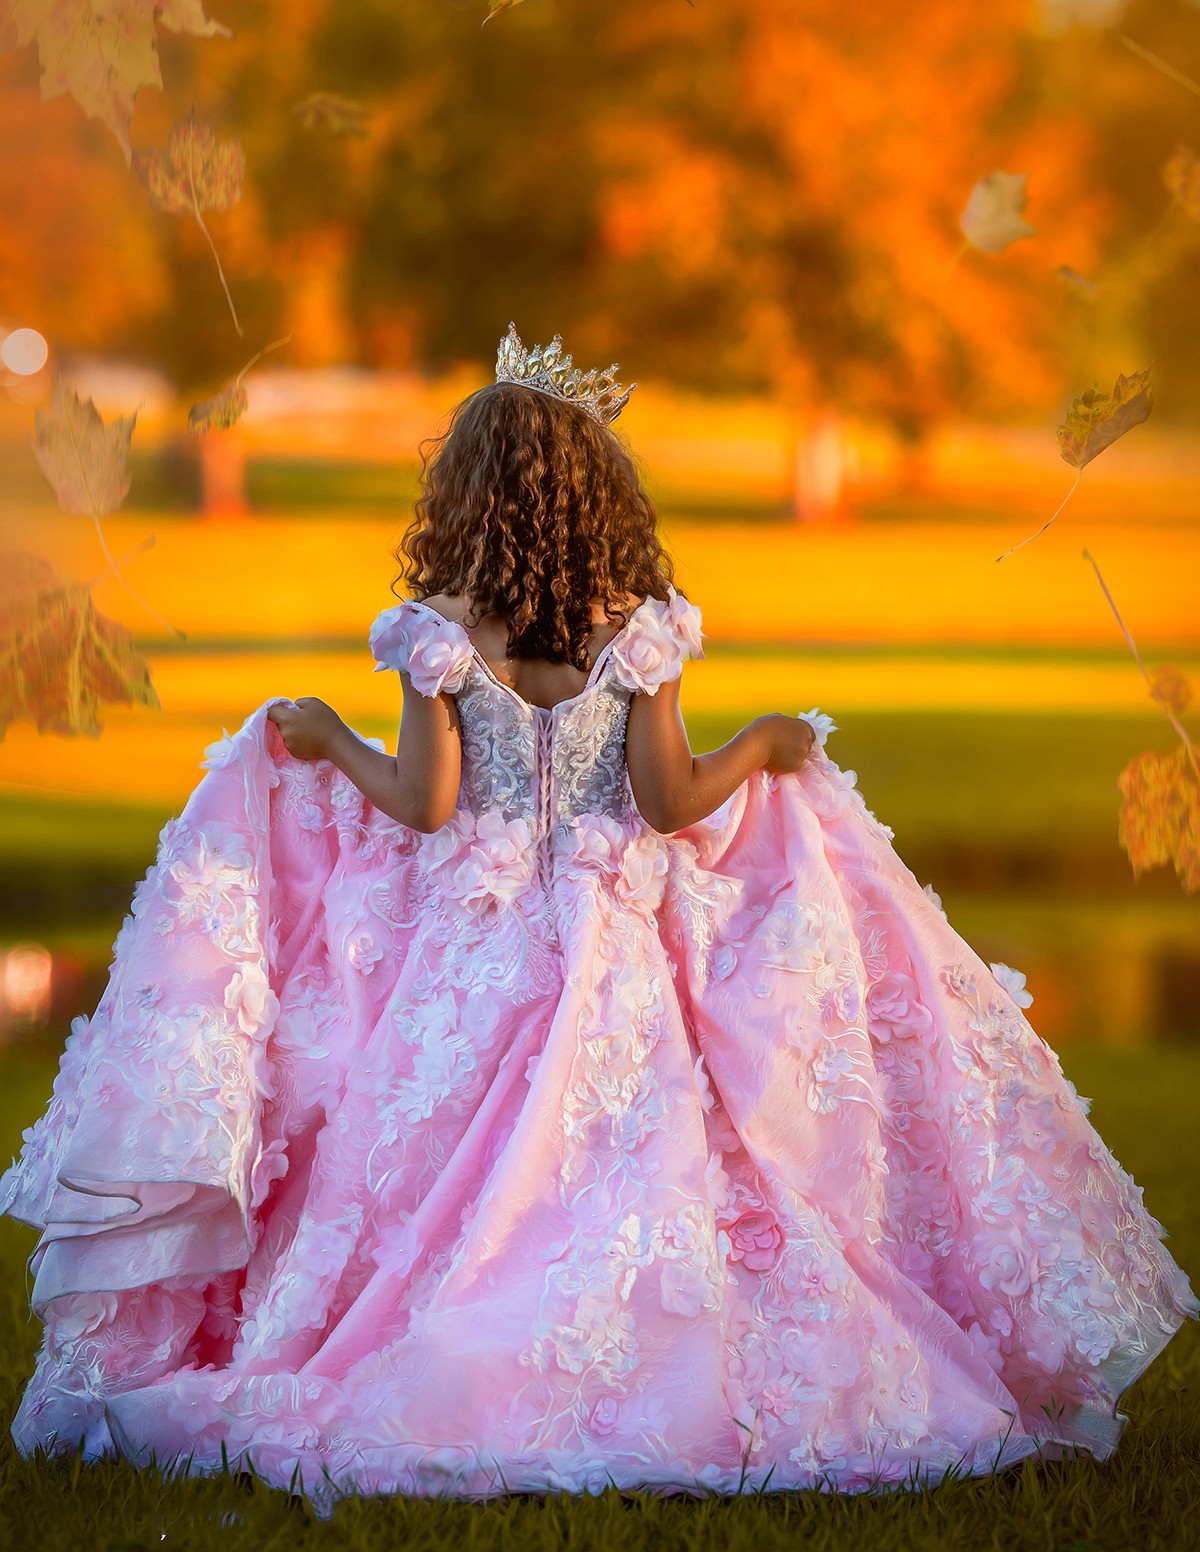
{"left": 0, "top": 64, "right": 166, "bottom": 346}
{"left": 582, "top": 0, "right": 1106, "bottom": 431}
{"left": 0, "top": 0, "right": 1141, "bottom": 416}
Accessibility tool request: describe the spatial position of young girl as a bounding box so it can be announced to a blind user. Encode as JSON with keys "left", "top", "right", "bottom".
{"left": 4, "top": 326, "right": 1193, "bottom": 1505}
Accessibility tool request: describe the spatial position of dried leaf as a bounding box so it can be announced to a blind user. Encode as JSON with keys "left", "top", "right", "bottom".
{"left": 0, "top": 0, "right": 229, "bottom": 161}
{"left": 959, "top": 171, "right": 1037, "bottom": 254}
{"left": 291, "top": 91, "right": 371, "bottom": 136}
{"left": 187, "top": 336, "right": 290, "bottom": 437}
{"left": 188, "top": 382, "right": 247, "bottom": 435}
{"left": 1118, "top": 746, "right": 1200, "bottom": 892}
{"left": 134, "top": 113, "right": 245, "bottom": 333}
{"left": 485, "top": 0, "right": 524, "bottom": 19}
{"left": 1056, "top": 265, "right": 1098, "bottom": 299}
{"left": 1056, "top": 367, "right": 1153, "bottom": 469}
{"left": 1151, "top": 665, "right": 1193, "bottom": 716}
{"left": 133, "top": 112, "right": 244, "bottom": 215}
{"left": 32, "top": 379, "right": 134, "bottom": 516}
{"left": 32, "top": 379, "right": 181, "bottom": 638}
{"left": 0, "top": 550, "right": 159, "bottom": 738}
{"left": 1163, "top": 143, "right": 1200, "bottom": 221}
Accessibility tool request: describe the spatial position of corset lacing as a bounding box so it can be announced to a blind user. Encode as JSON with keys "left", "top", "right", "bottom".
{"left": 533, "top": 708, "right": 556, "bottom": 894}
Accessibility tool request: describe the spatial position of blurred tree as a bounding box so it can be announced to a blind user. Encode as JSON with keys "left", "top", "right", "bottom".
{"left": 0, "top": 57, "right": 168, "bottom": 350}
{"left": 253, "top": 0, "right": 1113, "bottom": 438}
{"left": 5, "top": 0, "right": 1200, "bottom": 432}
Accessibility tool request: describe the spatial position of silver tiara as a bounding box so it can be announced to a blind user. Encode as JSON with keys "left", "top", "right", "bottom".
{"left": 494, "top": 322, "right": 635, "bottom": 426}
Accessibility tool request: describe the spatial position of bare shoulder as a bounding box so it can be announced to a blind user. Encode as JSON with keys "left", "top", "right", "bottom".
{"left": 417, "top": 592, "right": 470, "bottom": 625}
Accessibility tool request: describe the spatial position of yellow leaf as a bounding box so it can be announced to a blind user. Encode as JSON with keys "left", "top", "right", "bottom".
{"left": 291, "top": 91, "right": 371, "bottom": 136}
{"left": 1151, "top": 665, "right": 1193, "bottom": 716}
{"left": 485, "top": 0, "right": 525, "bottom": 19}
{"left": 133, "top": 112, "right": 244, "bottom": 216}
{"left": 1163, "top": 143, "right": 1200, "bottom": 221}
{"left": 0, "top": 0, "right": 229, "bottom": 161}
{"left": 959, "top": 171, "right": 1037, "bottom": 254}
{"left": 1118, "top": 746, "right": 1200, "bottom": 893}
{"left": 0, "top": 550, "right": 159, "bottom": 738}
{"left": 32, "top": 379, "right": 134, "bottom": 517}
{"left": 188, "top": 382, "right": 248, "bottom": 436}
{"left": 1056, "top": 367, "right": 1153, "bottom": 469}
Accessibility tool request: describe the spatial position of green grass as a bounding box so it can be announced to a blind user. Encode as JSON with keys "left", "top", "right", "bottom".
{"left": 0, "top": 1043, "right": 1196, "bottom": 1550}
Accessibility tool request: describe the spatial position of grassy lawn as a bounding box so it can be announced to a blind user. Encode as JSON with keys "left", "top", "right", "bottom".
{"left": 0, "top": 1043, "right": 1195, "bottom": 1549}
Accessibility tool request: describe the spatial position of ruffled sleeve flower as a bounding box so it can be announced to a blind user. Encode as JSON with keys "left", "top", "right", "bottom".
{"left": 369, "top": 603, "right": 474, "bottom": 698}
{"left": 611, "top": 588, "right": 704, "bottom": 696}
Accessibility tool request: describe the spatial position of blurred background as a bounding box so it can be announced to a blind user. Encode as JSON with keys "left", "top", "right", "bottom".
{"left": 1, "top": 0, "right": 1198, "bottom": 1051}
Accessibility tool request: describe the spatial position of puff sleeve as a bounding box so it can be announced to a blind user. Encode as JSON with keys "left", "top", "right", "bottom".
{"left": 369, "top": 603, "right": 474, "bottom": 698}
{"left": 610, "top": 587, "right": 704, "bottom": 696}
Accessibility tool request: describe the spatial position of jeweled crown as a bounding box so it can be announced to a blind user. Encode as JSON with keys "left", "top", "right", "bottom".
{"left": 494, "top": 322, "right": 635, "bottom": 426}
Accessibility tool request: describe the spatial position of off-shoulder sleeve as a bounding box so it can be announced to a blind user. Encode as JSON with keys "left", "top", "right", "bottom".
{"left": 611, "top": 586, "right": 704, "bottom": 696}
{"left": 369, "top": 603, "right": 474, "bottom": 698}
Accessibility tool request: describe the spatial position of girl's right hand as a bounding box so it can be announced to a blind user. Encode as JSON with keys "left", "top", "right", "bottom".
{"left": 267, "top": 697, "right": 345, "bottom": 761}
{"left": 754, "top": 714, "right": 816, "bottom": 774}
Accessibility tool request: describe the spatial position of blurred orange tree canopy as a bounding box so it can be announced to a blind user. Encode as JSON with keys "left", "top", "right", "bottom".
{"left": 4, "top": 0, "right": 1200, "bottom": 431}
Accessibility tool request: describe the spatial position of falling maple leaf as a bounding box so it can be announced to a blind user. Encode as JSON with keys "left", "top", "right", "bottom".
{"left": 32, "top": 378, "right": 134, "bottom": 516}
{"left": 1057, "top": 367, "right": 1153, "bottom": 469}
{"left": 33, "top": 379, "right": 181, "bottom": 637}
{"left": 959, "top": 171, "right": 1037, "bottom": 254}
{"left": 996, "top": 368, "right": 1153, "bottom": 560}
{"left": 1163, "top": 143, "right": 1200, "bottom": 222}
{"left": 187, "top": 335, "right": 291, "bottom": 436}
{"left": 0, "top": 549, "right": 159, "bottom": 738}
{"left": 291, "top": 91, "right": 371, "bottom": 136}
{"left": 188, "top": 382, "right": 247, "bottom": 435}
{"left": 134, "top": 113, "right": 246, "bottom": 334}
{"left": 1118, "top": 748, "right": 1200, "bottom": 892}
{"left": 1083, "top": 550, "right": 1200, "bottom": 894}
{"left": 0, "top": 0, "right": 229, "bottom": 162}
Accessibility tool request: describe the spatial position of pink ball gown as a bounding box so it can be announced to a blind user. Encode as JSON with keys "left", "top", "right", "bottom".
{"left": 3, "top": 594, "right": 1194, "bottom": 1506}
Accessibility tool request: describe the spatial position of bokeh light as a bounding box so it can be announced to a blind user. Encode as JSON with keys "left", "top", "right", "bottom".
{"left": 2, "top": 943, "right": 52, "bottom": 1025}
{"left": 0, "top": 327, "right": 48, "bottom": 375}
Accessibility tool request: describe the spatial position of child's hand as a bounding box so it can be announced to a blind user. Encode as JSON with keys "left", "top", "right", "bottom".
{"left": 754, "top": 714, "right": 816, "bottom": 774}
{"left": 267, "top": 698, "right": 345, "bottom": 761}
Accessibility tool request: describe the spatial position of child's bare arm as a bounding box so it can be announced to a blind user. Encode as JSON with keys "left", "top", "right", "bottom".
{"left": 625, "top": 678, "right": 814, "bottom": 833}
{"left": 267, "top": 677, "right": 461, "bottom": 833}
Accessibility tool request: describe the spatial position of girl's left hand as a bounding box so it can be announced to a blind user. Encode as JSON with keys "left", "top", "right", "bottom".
{"left": 267, "top": 698, "right": 345, "bottom": 761}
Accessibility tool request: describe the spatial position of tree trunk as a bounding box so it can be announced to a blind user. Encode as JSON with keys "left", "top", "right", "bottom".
{"left": 793, "top": 411, "right": 843, "bottom": 521}
{"left": 200, "top": 429, "right": 248, "bottom": 517}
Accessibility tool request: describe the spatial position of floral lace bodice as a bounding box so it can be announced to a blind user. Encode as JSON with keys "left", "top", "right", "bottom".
{"left": 369, "top": 592, "right": 703, "bottom": 866}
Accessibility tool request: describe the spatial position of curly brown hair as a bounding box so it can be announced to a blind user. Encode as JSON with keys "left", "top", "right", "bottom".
{"left": 395, "top": 382, "right": 674, "bottom": 670}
